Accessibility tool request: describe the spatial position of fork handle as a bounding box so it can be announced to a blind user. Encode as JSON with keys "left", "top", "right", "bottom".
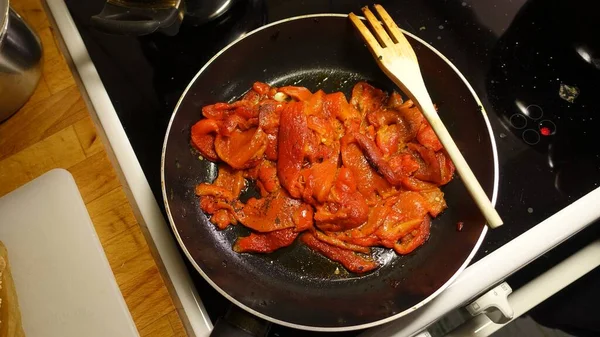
{"left": 405, "top": 84, "right": 503, "bottom": 229}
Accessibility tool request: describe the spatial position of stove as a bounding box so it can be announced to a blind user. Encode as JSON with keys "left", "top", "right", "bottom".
{"left": 48, "top": 0, "right": 600, "bottom": 336}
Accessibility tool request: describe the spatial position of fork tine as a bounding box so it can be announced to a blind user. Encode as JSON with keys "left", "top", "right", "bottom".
{"left": 374, "top": 4, "right": 408, "bottom": 45}
{"left": 349, "top": 12, "right": 383, "bottom": 58}
{"left": 362, "top": 6, "right": 395, "bottom": 48}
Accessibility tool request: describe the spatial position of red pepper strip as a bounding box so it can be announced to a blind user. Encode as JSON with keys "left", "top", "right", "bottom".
{"left": 235, "top": 190, "right": 311, "bottom": 233}
{"left": 234, "top": 228, "right": 298, "bottom": 253}
{"left": 409, "top": 143, "right": 442, "bottom": 184}
{"left": 313, "top": 231, "right": 370, "bottom": 254}
{"left": 301, "top": 232, "right": 378, "bottom": 274}
{"left": 354, "top": 133, "right": 403, "bottom": 186}
{"left": 214, "top": 127, "right": 267, "bottom": 169}
{"left": 417, "top": 123, "right": 443, "bottom": 152}
{"left": 437, "top": 151, "right": 456, "bottom": 185}
{"left": 190, "top": 119, "right": 220, "bottom": 161}
{"left": 252, "top": 82, "right": 271, "bottom": 96}
{"left": 277, "top": 102, "right": 308, "bottom": 198}
{"left": 419, "top": 188, "right": 447, "bottom": 217}
{"left": 195, "top": 184, "right": 234, "bottom": 201}
{"left": 278, "top": 86, "right": 313, "bottom": 101}
{"left": 394, "top": 216, "right": 431, "bottom": 255}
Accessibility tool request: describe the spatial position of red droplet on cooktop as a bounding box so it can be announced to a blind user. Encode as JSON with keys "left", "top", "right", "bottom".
{"left": 540, "top": 127, "right": 551, "bottom": 136}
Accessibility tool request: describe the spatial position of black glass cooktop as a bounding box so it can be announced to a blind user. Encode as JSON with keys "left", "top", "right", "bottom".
{"left": 63, "top": 0, "right": 600, "bottom": 335}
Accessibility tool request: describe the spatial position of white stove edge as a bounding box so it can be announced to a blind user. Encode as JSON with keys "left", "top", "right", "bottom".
{"left": 44, "top": 1, "right": 212, "bottom": 336}
{"left": 43, "top": 1, "right": 600, "bottom": 336}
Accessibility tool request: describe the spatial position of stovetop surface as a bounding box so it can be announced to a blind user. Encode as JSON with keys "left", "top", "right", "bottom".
{"left": 63, "top": 0, "right": 600, "bottom": 335}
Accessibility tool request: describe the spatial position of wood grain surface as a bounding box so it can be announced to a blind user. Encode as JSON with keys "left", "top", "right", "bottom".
{"left": 1, "top": 1, "right": 187, "bottom": 336}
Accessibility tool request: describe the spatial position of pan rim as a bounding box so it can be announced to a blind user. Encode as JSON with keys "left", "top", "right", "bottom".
{"left": 161, "top": 12, "right": 500, "bottom": 332}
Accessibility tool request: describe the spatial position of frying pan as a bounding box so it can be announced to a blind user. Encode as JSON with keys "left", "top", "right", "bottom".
{"left": 161, "top": 14, "right": 499, "bottom": 334}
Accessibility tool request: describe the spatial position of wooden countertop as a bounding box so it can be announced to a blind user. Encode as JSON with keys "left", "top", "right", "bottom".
{"left": 1, "top": 1, "right": 187, "bottom": 336}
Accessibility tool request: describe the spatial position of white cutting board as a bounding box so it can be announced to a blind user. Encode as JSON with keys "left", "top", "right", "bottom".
{"left": 0, "top": 169, "right": 139, "bottom": 337}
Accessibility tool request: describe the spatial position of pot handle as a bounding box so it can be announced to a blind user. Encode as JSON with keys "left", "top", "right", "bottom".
{"left": 209, "top": 304, "right": 271, "bottom": 337}
{"left": 90, "top": 3, "right": 180, "bottom": 36}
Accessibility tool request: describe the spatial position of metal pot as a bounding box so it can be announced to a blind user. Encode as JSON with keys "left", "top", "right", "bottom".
{"left": 91, "top": 0, "right": 239, "bottom": 36}
{"left": 0, "top": 0, "right": 42, "bottom": 123}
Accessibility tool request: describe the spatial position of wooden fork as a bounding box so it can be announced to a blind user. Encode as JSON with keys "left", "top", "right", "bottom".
{"left": 349, "top": 5, "right": 503, "bottom": 228}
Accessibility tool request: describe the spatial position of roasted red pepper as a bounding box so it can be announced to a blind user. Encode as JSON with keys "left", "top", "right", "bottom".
{"left": 192, "top": 81, "right": 455, "bottom": 273}
{"left": 301, "top": 232, "right": 378, "bottom": 273}
{"left": 234, "top": 228, "right": 298, "bottom": 253}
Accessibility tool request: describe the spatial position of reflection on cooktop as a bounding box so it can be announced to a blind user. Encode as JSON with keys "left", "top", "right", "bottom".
{"left": 138, "top": 0, "right": 267, "bottom": 112}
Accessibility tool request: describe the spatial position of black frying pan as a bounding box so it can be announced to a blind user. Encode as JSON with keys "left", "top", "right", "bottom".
{"left": 161, "top": 14, "right": 498, "bottom": 333}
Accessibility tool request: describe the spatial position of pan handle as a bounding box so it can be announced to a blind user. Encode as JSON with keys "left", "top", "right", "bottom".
{"left": 210, "top": 304, "right": 271, "bottom": 337}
